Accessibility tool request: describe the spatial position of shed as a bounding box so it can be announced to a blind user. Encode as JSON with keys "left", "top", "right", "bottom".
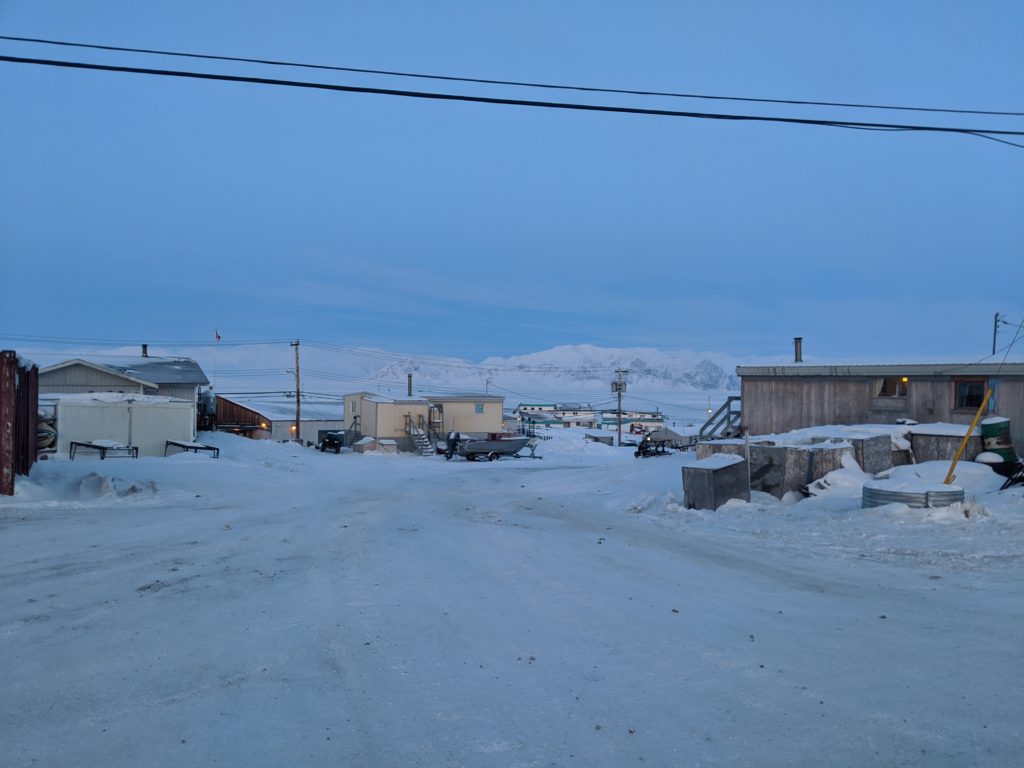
{"left": 54, "top": 394, "right": 195, "bottom": 458}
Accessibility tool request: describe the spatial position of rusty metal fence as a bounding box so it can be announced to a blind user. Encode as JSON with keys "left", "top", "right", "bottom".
{"left": 1, "top": 350, "right": 38, "bottom": 495}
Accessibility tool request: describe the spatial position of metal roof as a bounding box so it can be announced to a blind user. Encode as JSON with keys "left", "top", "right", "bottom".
{"left": 736, "top": 363, "right": 1024, "bottom": 378}
{"left": 43, "top": 356, "right": 209, "bottom": 386}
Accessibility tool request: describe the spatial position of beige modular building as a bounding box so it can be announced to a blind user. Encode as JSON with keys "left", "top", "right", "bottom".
{"left": 343, "top": 392, "right": 431, "bottom": 453}
{"left": 343, "top": 392, "right": 505, "bottom": 453}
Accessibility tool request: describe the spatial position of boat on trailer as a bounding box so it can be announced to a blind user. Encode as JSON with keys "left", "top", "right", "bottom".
{"left": 453, "top": 433, "right": 533, "bottom": 461}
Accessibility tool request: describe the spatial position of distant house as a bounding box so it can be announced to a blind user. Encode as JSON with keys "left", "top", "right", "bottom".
{"left": 735, "top": 362, "right": 1024, "bottom": 449}
{"left": 599, "top": 408, "right": 665, "bottom": 433}
{"left": 514, "top": 402, "right": 599, "bottom": 428}
{"left": 216, "top": 395, "right": 343, "bottom": 444}
{"left": 343, "top": 392, "right": 505, "bottom": 453}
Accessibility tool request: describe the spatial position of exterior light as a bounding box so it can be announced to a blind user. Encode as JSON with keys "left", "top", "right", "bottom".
{"left": 260, "top": 422, "right": 268, "bottom": 429}
{"left": 290, "top": 424, "right": 297, "bottom": 432}
{"left": 901, "top": 376, "right": 909, "bottom": 383}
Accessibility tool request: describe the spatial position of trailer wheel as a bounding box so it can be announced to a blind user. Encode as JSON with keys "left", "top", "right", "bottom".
{"left": 487, "top": 452, "right": 498, "bottom": 462}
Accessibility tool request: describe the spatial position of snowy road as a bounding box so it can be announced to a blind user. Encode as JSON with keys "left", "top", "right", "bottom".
{"left": 2, "top": 432, "right": 1022, "bottom": 766}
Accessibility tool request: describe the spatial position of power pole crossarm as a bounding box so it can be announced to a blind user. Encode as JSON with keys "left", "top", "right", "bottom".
{"left": 612, "top": 369, "right": 628, "bottom": 447}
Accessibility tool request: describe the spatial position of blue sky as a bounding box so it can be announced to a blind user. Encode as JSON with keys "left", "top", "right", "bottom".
{"left": 1, "top": 1, "right": 1021, "bottom": 361}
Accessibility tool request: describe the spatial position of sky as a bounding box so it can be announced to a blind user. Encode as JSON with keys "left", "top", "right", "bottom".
{"left": 1, "top": 1, "right": 1022, "bottom": 362}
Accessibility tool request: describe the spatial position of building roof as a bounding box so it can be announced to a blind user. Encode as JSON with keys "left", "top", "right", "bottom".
{"left": 427, "top": 393, "right": 503, "bottom": 402}
{"left": 736, "top": 363, "right": 1024, "bottom": 378}
{"left": 218, "top": 395, "right": 343, "bottom": 422}
{"left": 41, "top": 356, "right": 209, "bottom": 386}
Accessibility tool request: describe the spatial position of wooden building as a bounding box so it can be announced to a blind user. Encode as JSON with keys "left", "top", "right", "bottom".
{"left": 215, "top": 396, "right": 343, "bottom": 444}
{"left": 736, "top": 362, "right": 1024, "bottom": 449}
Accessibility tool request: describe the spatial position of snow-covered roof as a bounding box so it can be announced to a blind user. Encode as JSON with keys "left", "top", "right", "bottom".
{"left": 52, "top": 392, "right": 191, "bottom": 405}
{"left": 691, "top": 454, "right": 745, "bottom": 470}
{"left": 737, "top": 362, "right": 1024, "bottom": 378}
{"left": 427, "top": 393, "right": 503, "bottom": 402}
{"left": 218, "top": 396, "right": 343, "bottom": 422}
{"left": 363, "top": 394, "right": 428, "bottom": 405}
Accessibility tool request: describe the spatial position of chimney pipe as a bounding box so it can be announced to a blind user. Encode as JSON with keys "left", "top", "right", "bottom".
{"left": 407, "top": 373, "right": 413, "bottom": 398}
{"left": 793, "top": 337, "right": 803, "bottom": 363}
{"left": 142, "top": 343, "right": 149, "bottom": 358}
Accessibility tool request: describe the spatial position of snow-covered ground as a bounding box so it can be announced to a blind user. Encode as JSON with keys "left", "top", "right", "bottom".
{"left": 2, "top": 429, "right": 1022, "bottom": 767}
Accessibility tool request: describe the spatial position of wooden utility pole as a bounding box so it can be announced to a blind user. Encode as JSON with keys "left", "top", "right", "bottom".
{"left": 993, "top": 312, "right": 1001, "bottom": 355}
{"left": 291, "top": 339, "right": 301, "bottom": 442}
{"left": 612, "top": 368, "right": 627, "bottom": 447}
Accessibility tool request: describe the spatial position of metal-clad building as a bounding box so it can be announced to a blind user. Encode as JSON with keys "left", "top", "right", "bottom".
{"left": 55, "top": 394, "right": 196, "bottom": 457}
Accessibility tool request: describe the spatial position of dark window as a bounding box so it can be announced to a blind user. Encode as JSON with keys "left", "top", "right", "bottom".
{"left": 874, "top": 377, "right": 908, "bottom": 397}
{"left": 954, "top": 379, "right": 986, "bottom": 409}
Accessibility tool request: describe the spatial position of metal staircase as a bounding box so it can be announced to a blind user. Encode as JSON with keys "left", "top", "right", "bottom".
{"left": 409, "top": 425, "right": 435, "bottom": 456}
{"left": 406, "top": 415, "right": 436, "bottom": 456}
{"left": 699, "top": 396, "right": 742, "bottom": 440}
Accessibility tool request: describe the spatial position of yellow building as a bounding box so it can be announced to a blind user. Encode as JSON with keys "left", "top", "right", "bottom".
{"left": 342, "top": 392, "right": 505, "bottom": 453}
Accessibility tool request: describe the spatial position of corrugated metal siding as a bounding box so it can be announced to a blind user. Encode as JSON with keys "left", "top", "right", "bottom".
{"left": 56, "top": 400, "right": 195, "bottom": 457}
{"left": 56, "top": 402, "right": 131, "bottom": 455}
{"left": 270, "top": 420, "right": 344, "bottom": 442}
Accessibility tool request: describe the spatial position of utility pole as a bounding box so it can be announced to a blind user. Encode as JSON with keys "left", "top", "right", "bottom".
{"left": 291, "top": 339, "right": 301, "bottom": 442}
{"left": 993, "top": 312, "right": 1001, "bottom": 355}
{"left": 612, "top": 369, "right": 628, "bottom": 447}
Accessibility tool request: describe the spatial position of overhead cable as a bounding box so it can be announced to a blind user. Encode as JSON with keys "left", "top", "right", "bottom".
{"left": 2, "top": 55, "right": 1022, "bottom": 149}
{"left": 1, "top": 34, "right": 1020, "bottom": 117}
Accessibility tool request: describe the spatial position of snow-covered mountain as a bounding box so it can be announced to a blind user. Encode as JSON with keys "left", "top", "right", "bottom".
{"left": 372, "top": 344, "right": 741, "bottom": 395}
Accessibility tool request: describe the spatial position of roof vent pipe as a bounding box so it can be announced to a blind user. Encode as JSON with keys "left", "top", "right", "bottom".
{"left": 793, "top": 337, "right": 803, "bottom": 363}
{"left": 142, "top": 343, "right": 149, "bottom": 358}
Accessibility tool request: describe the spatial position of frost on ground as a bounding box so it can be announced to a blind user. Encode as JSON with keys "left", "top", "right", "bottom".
{"left": 2, "top": 429, "right": 1022, "bottom": 767}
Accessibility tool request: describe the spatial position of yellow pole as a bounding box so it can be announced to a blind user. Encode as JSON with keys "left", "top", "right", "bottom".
{"left": 943, "top": 388, "right": 992, "bottom": 485}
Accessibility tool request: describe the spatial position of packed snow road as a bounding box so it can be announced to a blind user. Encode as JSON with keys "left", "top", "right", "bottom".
{"left": 2, "top": 430, "right": 1022, "bottom": 767}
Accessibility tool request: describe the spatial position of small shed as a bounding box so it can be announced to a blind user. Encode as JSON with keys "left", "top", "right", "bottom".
{"left": 55, "top": 393, "right": 195, "bottom": 458}
{"left": 683, "top": 455, "right": 750, "bottom": 510}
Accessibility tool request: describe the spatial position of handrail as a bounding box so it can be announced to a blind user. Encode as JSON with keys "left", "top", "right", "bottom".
{"left": 699, "top": 396, "right": 742, "bottom": 440}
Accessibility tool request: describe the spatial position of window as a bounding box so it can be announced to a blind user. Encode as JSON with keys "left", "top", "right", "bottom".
{"left": 475, "top": 403, "right": 484, "bottom": 414}
{"left": 954, "top": 379, "right": 986, "bottom": 410}
{"left": 874, "top": 377, "right": 908, "bottom": 398}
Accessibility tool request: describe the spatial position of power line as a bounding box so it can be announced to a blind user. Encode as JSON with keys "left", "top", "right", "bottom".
{"left": 3, "top": 55, "right": 1023, "bottom": 148}
{"left": 2, "top": 34, "right": 1020, "bottom": 118}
